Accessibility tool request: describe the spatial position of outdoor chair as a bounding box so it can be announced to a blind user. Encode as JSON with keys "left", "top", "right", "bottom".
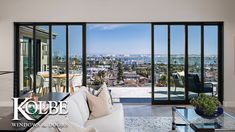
{"left": 61, "top": 75, "right": 82, "bottom": 93}
{"left": 188, "top": 74, "right": 214, "bottom": 96}
{"left": 172, "top": 73, "right": 214, "bottom": 96}
{"left": 172, "top": 73, "right": 184, "bottom": 92}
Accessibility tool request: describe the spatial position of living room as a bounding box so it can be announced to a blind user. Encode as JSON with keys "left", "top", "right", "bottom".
{"left": 0, "top": 0, "right": 235, "bottom": 131}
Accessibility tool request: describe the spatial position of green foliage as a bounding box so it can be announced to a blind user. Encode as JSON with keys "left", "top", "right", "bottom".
{"left": 190, "top": 94, "right": 221, "bottom": 116}
{"left": 136, "top": 68, "right": 151, "bottom": 78}
{"left": 158, "top": 74, "right": 167, "bottom": 86}
{"left": 117, "top": 62, "right": 124, "bottom": 82}
{"left": 93, "top": 70, "right": 106, "bottom": 85}
{"left": 93, "top": 76, "right": 103, "bottom": 85}
{"left": 98, "top": 70, "right": 106, "bottom": 78}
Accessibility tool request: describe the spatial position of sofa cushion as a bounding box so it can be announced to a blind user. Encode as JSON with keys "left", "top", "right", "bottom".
{"left": 87, "top": 85, "right": 113, "bottom": 119}
{"left": 59, "top": 120, "right": 98, "bottom": 132}
{"left": 67, "top": 99, "right": 84, "bottom": 126}
{"left": 68, "top": 87, "right": 90, "bottom": 124}
{"left": 54, "top": 116, "right": 98, "bottom": 132}
{"left": 31, "top": 114, "right": 98, "bottom": 132}
{"left": 85, "top": 103, "right": 125, "bottom": 132}
{"left": 28, "top": 115, "right": 58, "bottom": 132}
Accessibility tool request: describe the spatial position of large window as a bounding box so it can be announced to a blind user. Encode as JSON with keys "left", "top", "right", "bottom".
{"left": 152, "top": 23, "right": 223, "bottom": 104}
{"left": 154, "top": 25, "right": 168, "bottom": 100}
{"left": 16, "top": 24, "right": 83, "bottom": 97}
{"left": 188, "top": 26, "right": 201, "bottom": 99}
{"left": 19, "top": 26, "right": 34, "bottom": 95}
{"left": 68, "top": 26, "right": 83, "bottom": 93}
{"left": 87, "top": 24, "right": 151, "bottom": 99}
{"left": 15, "top": 22, "right": 223, "bottom": 104}
{"left": 204, "top": 26, "right": 218, "bottom": 91}
{"left": 170, "top": 25, "right": 185, "bottom": 100}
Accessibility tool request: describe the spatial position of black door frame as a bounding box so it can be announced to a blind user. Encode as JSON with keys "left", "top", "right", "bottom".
{"left": 14, "top": 23, "right": 86, "bottom": 96}
{"left": 14, "top": 22, "right": 223, "bottom": 105}
{"left": 151, "top": 22, "right": 224, "bottom": 104}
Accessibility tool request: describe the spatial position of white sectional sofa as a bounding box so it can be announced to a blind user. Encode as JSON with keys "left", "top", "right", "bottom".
{"left": 30, "top": 87, "right": 125, "bottom": 132}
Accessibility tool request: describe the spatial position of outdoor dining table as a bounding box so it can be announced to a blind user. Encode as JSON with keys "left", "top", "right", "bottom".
{"left": 41, "top": 73, "right": 67, "bottom": 79}
{"left": 40, "top": 74, "right": 79, "bottom": 92}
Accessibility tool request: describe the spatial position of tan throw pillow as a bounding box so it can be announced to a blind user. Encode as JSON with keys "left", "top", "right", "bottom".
{"left": 87, "top": 84, "right": 113, "bottom": 119}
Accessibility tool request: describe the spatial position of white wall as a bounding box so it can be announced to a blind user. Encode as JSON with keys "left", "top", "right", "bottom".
{"left": 0, "top": 0, "right": 235, "bottom": 106}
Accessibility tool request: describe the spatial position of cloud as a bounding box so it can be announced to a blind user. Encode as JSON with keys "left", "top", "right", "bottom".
{"left": 88, "top": 24, "right": 129, "bottom": 30}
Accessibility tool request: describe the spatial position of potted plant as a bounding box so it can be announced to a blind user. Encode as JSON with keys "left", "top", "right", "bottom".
{"left": 190, "top": 94, "right": 223, "bottom": 119}
{"left": 90, "top": 70, "right": 106, "bottom": 90}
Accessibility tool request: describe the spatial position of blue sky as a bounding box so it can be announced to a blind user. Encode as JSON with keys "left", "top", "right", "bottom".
{"left": 87, "top": 24, "right": 151, "bottom": 55}
{"left": 51, "top": 24, "right": 218, "bottom": 56}
{"left": 52, "top": 25, "right": 82, "bottom": 57}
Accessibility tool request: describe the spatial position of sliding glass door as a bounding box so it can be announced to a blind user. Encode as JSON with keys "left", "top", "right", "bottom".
{"left": 16, "top": 23, "right": 84, "bottom": 97}
{"left": 204, "top": 26, "right": 218, "bottom": 97}
{"left": 154, "top": 25, "right": 168, "bottom": 100}
{"left": 188, "top": 26, "right": 201, "bottom": 100}
{"left": 170, "top": 25, "right": 185, "bottom": 100}
{"left": 19, "top": 26, "right": 34, "bottom": 95}
{"left": 152, "top": 23, "right": 223, "bottom": 104}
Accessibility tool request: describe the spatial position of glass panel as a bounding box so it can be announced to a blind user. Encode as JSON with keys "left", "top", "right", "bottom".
{"left": 176, "top": 126, "right": 194, "bottom": 132}
{"left": 204, "top": 26, "right": 218, "bottom": 96}
{"left": 19, "top": 26, "right": 34, "bottom": 96}
{"left": 35, "top": 26, "right": 50, "bottom": 96}
{"left": 170, "top": 25, "right": 185, "bottom": 100}
{"left": 154, "top": 25, "right": 168, "bottom": 100}
{"left": 176, "top": 107, "right": 235, "bottom": 130}
{"left": 87, "top": 24, "right": 151, "bottom": 101}
{"left": 52, "top": 26, "right": 66, "bottom": 93}
{"left": 68, "top": 25, "right": 83, "bottom": 93}
{"left": 188, "top": 26, "right": 201, "bottom": 100}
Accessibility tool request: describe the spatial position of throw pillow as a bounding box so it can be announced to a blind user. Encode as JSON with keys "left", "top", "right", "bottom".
{"left": 89, "top": 83, "right": 113, "bottom": 104}
{"left": 86, "top": 84, "right": 113, "bottom": 119}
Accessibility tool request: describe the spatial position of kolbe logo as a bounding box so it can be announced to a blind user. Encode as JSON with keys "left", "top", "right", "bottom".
{"left": 12, "top": 98, "right": 68, "bottom": 121}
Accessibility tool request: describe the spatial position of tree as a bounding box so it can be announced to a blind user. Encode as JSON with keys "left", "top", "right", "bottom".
{"left": 136, "top": 67, "right": 151, "bottom": 78}
{"left": 117, "top": 62, "right": 124, "bottom": 82}
{"left": 158, "top": 74, "right": 167, "bottom": 86}
{"left": 93, "top": 76, "right": 103, "bottom": 85}
{"left": 98, "top": 70, "right": 106, "bottom": 79}
{"left": 131, "top": 64, "right": 136, "bottom": 71}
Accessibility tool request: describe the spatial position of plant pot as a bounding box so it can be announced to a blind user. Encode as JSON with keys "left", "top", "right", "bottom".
{"left": 195, "top": 106, "right": 224, "bottom": 119}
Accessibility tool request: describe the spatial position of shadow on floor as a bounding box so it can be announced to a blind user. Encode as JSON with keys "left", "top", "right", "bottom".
{"left": 0, "top": 107, "right": 12, "bottom": 119}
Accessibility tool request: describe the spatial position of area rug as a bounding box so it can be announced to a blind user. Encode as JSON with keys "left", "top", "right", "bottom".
{"left": 125, "top": 116, "right": 173, "bottom": 132}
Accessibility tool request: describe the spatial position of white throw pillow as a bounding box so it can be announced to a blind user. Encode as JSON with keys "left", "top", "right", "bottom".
{"left": 69, "top": 87, "right": 90, "bottom": 123}
{"left": 86, "top": 84, "right": 113, "bottom": 119}
{"left": 67, "top": 99, "right": 84, "bottom": 125}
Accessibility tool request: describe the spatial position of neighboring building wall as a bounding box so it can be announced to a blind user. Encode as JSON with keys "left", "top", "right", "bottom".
{"left": 0, "top": 0, "right": 235, "bottom": 106}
